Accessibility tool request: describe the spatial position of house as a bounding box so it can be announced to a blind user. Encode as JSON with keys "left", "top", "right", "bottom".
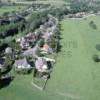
{"left": 51, "top": 25, "right": 57, "bottom": 33}
{"left": 75, "top": 12, "right": 86, "bottom": 18}
{"left": 47, "top": 28, "right": 54, "bottom": 36}
{"left": 41, "top": 43, "right": 53, "bottom": 54}
{"left": 16, "top": 38, "right": 21, "bottom": 43}
{"left": 17, "top": 33, "right": 36, "bottom": 50}
{"left": 42, "top": 31, "right": 52, "bottom": 43}
{"left": 5, "top": 47, "right": 12, "bottom": 54}
{"left": 25, "top": 32, "right": 36, "bottom": 43}
{"left": 9, "top": 15, "right": 25, "bottom": 23}
{"left": 35, "top": 57, "right": 48, "bottom": 72}
{"left": 20, "top": 37, "right": 30, "bottom": 49}
{"left": 14, "top": 58, "right": 31, "bottom": 70}
{"left": 48, "top": 14, "right": 57, "bottom": 25}
{"left": 23, "top": 44, "right": 40, "bottom": 58}
{"left": 39, "top": 25, "right": 45, "bottom": 31}
{"left": 34, "top": 57, "right": 55, "bottom": 78}
{"left": 96, "top": 11, "right": 100, "bottom": 16}
{"left": 35, "top": 57, "right": 55, "bottom": 73}
{"left": 34, "top": 29, "right": 42, "bottom": 40}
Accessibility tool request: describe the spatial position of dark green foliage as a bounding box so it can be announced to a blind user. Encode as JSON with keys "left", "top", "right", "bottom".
{"left": 38, "top": 39, "right": 44, "bottom": 47}
{"left": 69, "top": 0, "right": 100, "bottom": 13}
{"left": 31, "top": 3, "right": 50, "bottom": 10}
{"left": 93, "top": 54, "right": 100, "bottom": 62}
{"left": 89, "top": 21, "right": 97, "bottom": 30}
{"left": 70, "top": 0, "right": 89, "bottom": 13}
{"left": 0, "top": 42, "right": 8, "bottom": 54}
{"left": 0, "top": 20, "right": 26, "bottom": 38}
{"left": 2, "top": 12, "right": 10, "bottom": 16}
{"left": 1, "top": 55, "right": 13, "bottom": 75}
{"left": 49, "top": 37, "right": 57, "bottom": 49}
{"left": 27, "top": 11, "right": 48, "bottom": 32}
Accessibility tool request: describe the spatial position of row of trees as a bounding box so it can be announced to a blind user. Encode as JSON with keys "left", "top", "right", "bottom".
{"left": 69, "top": 0, "right": 100, "bottom": 13}
{"left": 0, "top": 20, "right": 26, "bottom": 38}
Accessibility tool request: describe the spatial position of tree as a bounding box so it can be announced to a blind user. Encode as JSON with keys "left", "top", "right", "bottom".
{"left": 2, "top": 12, "right": 10, "bottom": 17}
{"left": 8, "top": 0, "right": 11, "bottom": 4}
{"left": 89, "top": 21, "right": 97, "bottom": 30}
{"left": 2, "top": 55, "right": 13, "bottom": 73}
{"left": 93, "top": 54, "right": 100, "bottom": 62}
{"left": 0, "top": 0, "right": 2, "bottom": 8}
{"left": 0, "top": 69, "right": 1, "bottom": 80}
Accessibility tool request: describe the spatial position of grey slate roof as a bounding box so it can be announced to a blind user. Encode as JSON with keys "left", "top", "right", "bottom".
{"left": 15, "top": 58, "right": 29, "bottom": 67}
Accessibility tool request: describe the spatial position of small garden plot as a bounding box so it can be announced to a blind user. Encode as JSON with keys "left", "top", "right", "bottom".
{"left": 32, "top": 77, "right": 48, "bottom": 90}
{"left": 32, "top": 58, "right": 55, "bottom": 90}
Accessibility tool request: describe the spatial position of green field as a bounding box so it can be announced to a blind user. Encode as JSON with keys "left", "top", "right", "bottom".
{"left": 47, "top": 16, "right": 100, "bottom": 100}
{"left": 0, "top": 6, "right": 26, "bottom": 15}
{"left": 0, "top": 16, "right": 100, "bottom": 100}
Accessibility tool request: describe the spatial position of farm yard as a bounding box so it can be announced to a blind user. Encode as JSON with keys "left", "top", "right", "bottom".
{"left": 0, "top": 16, "right": 100, "bottom": 100}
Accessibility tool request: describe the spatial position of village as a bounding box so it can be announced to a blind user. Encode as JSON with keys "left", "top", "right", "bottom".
{"left": 0, "top": 13, "right": 60, "bottom": 90}
{"left": 15, "top": 14, "right": 58, "bottom": 74}
{"left": 1, "top": 0, "right": 100, "bottom": 100}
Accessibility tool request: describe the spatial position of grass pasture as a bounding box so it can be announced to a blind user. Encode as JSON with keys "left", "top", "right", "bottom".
{"left": 47, "top": 16, "right": 100, "bottom": 100}
{"left": 0, "top": 16, "right": 100, "bottom": 100}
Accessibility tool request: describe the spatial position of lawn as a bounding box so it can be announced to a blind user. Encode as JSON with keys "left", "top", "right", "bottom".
{"left": 0, "top": 16, "right": 100, "bottom": 100}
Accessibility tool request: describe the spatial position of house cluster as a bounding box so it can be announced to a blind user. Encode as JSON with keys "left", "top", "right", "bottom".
{"left": 0, "top": 14, "right": 59, "bottom": 78}
{"left": 14, "top": 14, "right": 58, "bottom": 75}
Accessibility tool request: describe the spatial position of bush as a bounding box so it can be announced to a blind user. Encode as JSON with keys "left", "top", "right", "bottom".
{"left": 2, "top": 12, "right": 10, "bottom": 16}
{"left": 93, "top": 54, "right": 100, "bottom": 62}
{"left": 38, "top": 39, "right": 44, "bottom": 47}
{"left": 89, "top": 21, "right": 97, "bottom": 30}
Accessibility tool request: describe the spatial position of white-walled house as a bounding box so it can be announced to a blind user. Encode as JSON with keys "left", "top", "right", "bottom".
{"left": 14, "top": 58, "right": 31, "bottom": 70}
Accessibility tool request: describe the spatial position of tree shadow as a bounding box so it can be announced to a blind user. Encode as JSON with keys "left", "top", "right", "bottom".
{"left": 0, "top": 76, "right": 14, "bottom": 89}
{"left": 47, "top": 61, "right": 52, "bottom": 69}
{"left": 58, "top": 36, "right": 63, "bottom": 40}
{"left": 56, "top": 43, "right": 63, "bottom": 53}
{"left": 92, "top": 54, "right": 100, "bottom": 63}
